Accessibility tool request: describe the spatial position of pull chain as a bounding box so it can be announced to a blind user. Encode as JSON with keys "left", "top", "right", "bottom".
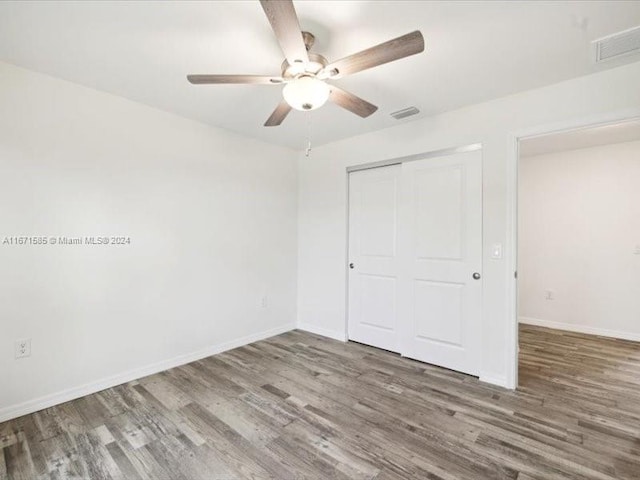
{"left": 305, "top": 112, "right": 312, "bottom": 157}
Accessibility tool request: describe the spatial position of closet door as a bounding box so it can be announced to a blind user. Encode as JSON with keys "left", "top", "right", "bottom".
{"left": 348, "top": 164, "right": 401, "bottom": 352}
{"left": 347, "top": 150, "right": 483, "bottom": 376}
{"left": 398, "top": 150, "right": 482, "bottom": 375}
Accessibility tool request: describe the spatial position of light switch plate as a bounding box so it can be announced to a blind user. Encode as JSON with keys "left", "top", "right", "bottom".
{"left": 491, "top": 243, "right": 503, "bottom": 259}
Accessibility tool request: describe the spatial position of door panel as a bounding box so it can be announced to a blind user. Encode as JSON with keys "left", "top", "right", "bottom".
{"left": 359, "top": 179, "right": 397, "bottom": 257}
{"left": 399, "top": 150, "right": 482, "bottom": 376}
{"left": 347, "top": 149, "right": 482, "bottom": 375}
{"left": 414, "top": 166, "right": 464, "bottom": 260}
{"left": 348, "top": 165, "right": 401, "bottom": 352}
{"left": 360, "top": 274, "right": 397, "bottom": 331}
{"left": 413, "top": 280, "right": 464, "bottom": 346}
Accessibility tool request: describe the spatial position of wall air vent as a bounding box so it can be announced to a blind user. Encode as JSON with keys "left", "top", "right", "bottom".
{"left": 593, "top": 26, "right": 640, "bottom": 63}
{"left": 390, "top": 106, "right": 420, "bottom": 120}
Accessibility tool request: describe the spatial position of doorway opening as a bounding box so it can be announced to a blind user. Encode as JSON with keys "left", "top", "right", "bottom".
{"left": 516, "top": 117, "right": 640, "bottom": 390}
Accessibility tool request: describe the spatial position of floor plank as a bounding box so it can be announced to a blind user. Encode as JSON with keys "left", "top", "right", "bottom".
{"left": 2, "top": 325, "right": 639, "bottom": 479}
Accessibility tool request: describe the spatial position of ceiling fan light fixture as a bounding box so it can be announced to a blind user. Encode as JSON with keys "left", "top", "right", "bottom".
{"left": 188, "top": 1, "right": 425, "bottom": 126}
{"left": 282, "top": 76, "right": 330, "bottom": 111}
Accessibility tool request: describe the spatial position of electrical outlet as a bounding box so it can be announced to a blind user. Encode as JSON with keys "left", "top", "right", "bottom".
{"left": 545, "top": 290, "right": 554, "bottom": 300}
{"left": 634, "top": 245, "right": 640, "bottom": 255}
{"left": 261, "top": 296, "right": 268, "bottom": 308}
{"left": 15, "top": 338, "right": 31, "bottom": 359}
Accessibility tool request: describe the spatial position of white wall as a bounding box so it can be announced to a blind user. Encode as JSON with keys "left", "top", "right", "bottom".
{"left": 297, "top": 61, "right": 640, "bottom": 388}
{"left": 0, "top": 61, "right": 298, "bottom": 421}
{"left": 518, "top": 140, "right": 640, "bottom": 340}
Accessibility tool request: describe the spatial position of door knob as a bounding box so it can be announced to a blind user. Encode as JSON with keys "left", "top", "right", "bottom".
{"left": 472, "top": 272, "right": 481, "bottom": 280}
{"left": 349, "top": 263, "right": 355, "bottom": 269}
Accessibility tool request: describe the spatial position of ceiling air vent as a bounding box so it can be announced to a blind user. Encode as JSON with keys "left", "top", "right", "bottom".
{"left": 593, "top": 26, "right": 640, "bottom": 63}
{"left": 390, "top": 106, "right": 420, "bottom": 120}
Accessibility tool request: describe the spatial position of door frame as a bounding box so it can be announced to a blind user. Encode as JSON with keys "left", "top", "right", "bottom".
{"left": 506, "top": 108, "right": 640, "bottom": 389}
{"left": 344, "top": 142, "right": 483, "bottom": 345}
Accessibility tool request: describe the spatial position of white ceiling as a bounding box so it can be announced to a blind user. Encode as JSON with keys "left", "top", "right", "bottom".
{"left": 520, "top": 119, "right": 640, "bottom": 157}
{"left": 1, "top": 1, "right": 640, "bottom": 150}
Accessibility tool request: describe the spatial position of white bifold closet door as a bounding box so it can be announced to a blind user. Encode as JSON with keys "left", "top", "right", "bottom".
{"left": 348, "top": 150, "right": 482, "bottom": 376}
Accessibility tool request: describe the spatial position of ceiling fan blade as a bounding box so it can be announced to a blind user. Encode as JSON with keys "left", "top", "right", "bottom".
{"left": 187, "top": 75, "right": 283, "bottom": 85}
{"left": 260, "top": 0, "right": 309, "bottom": 66}
{"left": 324, "top": 31, "right": 424, "bottom": 79}
{"left": 329, "top": 86, "right": 378, "bottom": 118}
{"left": 264, "top": 99, "right": 292, "bottom": 126}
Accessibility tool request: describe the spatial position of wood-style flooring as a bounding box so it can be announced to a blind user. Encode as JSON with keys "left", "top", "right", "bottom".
{"left": 1, "top": 325, "right": 639, "bottom": 479}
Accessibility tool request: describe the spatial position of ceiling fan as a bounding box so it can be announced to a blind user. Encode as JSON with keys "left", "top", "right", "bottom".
{"left": 187, "top": 0, "right": 425, "bottom": 127}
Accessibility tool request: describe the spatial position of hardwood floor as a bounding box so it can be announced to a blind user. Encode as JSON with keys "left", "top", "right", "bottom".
{"left": 2, "top": 325, "right": 639, "bottom": 479}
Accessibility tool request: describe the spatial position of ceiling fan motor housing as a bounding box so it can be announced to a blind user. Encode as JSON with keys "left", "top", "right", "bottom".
{"left": 281, "top": 51, "right": 328, "bottom": 80}
{"left": 302, "top": 31, "right": 315, "bottom": 51}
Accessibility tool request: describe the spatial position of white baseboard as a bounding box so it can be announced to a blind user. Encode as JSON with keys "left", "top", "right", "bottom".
{"left": 0, "top": 322, "right": 296, "bottom": 424}
{"left": 297, "top": 323, "right": 347, "bottom": 342}
{"left": 479, "top": 373, "right": 511, "bottom": 389}
{"left": 519, "top": 316, "right": 640, "bottom": 342}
